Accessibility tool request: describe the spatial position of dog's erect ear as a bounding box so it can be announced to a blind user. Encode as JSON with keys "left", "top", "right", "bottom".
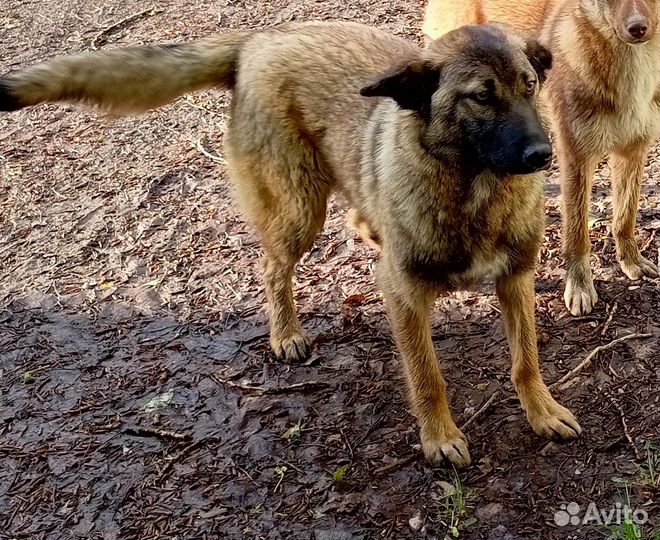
{"left": 524, "top": 39, "right": 552, "bottom": 84}
{"left": 360, "top": 59, "right": 441, "bottom": 114}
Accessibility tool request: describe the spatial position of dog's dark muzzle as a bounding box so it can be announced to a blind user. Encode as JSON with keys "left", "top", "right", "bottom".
{"left": 500, "top": 102, "right": 552, "bottom": 175}
{"left": 520, "top": 141, "right": 553, "bottom": 172}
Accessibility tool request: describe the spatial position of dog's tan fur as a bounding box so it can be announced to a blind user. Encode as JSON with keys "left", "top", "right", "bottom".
{"left": 424, "top": 0, "right": 660, "bottom": 315}
{"left": 0, "top": 22, "right": 582, "bottom": 466}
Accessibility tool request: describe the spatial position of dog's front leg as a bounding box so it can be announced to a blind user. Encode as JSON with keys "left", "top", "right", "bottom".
{"left": 611, "top": 142, "right": 658, "bottom": 280}
{"left": 559, "top": 137, "right": 599, "bottom": 315}
{"left": 380, "top": 266, "right": 470, "bottom": 468}
{"left": 496, "top": 269, "right": 582, "bottom": 441}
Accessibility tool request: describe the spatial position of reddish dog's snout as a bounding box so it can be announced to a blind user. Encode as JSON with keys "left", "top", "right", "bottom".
{"left": 614, "top": 0, "right": 657, "bottom": 43}
{"left": 627, "top": 16, "right": 649, "bottom": 39}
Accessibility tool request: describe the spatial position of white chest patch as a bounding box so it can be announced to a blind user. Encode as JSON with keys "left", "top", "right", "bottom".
{"left": 591, "top": 43, "right": 659, "bottom": 152}
{"left": 449, "top": 250, "right": 511, "bottom": 289}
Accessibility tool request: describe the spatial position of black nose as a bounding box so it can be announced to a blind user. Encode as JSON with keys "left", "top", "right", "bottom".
{"left": 522, "top": 143, "right": 552, "bottom": 171}
{"left": 628, "top": 21, "right": 648, "bottom": 39}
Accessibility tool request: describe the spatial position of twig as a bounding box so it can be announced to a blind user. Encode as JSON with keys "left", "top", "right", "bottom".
{"left": 273, "top": 467, "right": 286, "bottom": 493}
{"left": 460, "top": 391, "right": 500, "bottom": 430}
{"left": 156, "top": 121, "right": 226, "bottom": 165}
{"left": 374, "top": 455, "right": 417, "bottom": 475}
{"left": 607, "top": 393, "right": 642, "bottom": 460}
{"left": 549, "top": 333, "right": 652, "bottom": 390}
{"left": 640, "top": 233, "right": 655, "bottom": 254}
{"left": 183, "top": 96, "right": 222, "bottom": 115}
{"left": 262, "top": 381, "right": 330, "bottom": 395}
{"left": 212, "top": 375, "right": 330, "bottom": 396}
{"left": 91, "top": 7, "right": 165, "bottom": 49}
{"left": 450, "top": 333, "right": 652, "bottom": 431}
{"left": 123, "top": 426, "right": 191, "bottom": 441}
{"left": 155, "top": 440, "right": 202, "bottom": 484}
{"left": 193, "top": 137, "right": 226, "bottom": 164}
{"left": 600, "top": 301, "right": 618, "bottom": 336}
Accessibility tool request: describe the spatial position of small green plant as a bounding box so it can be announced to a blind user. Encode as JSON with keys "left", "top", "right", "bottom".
{"left": 282, "top": 421, "right": 304, "bottom": 440}
{"left": 607, "top": 519, "right": 643, "bottom": 540}
{"left": 20, "top": 371, "right": 35, "bottom": 384}
{"left": 436, "top": 470, "right": 477, "bottom": 538}
{"left": 604, "top": 443, "right": 660, "bottom": 539}
{"left": 605, "top": 482, "right": 651, "bottom": 540}
{"left": 332, "top": 463, "right": 350, "bottom": 482}
{"left": 273, "top": 465, "right": 287, "bottom": 492}
{"left": 247, "top": 504, "right": 262, "bottom": 516}
{"left": 637, "top": 441, "right": 660, "bottom": 489}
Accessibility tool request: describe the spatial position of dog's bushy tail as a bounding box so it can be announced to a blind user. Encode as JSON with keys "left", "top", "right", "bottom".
{"left": 0, "top": 32, "right": 252, "bottom": 114}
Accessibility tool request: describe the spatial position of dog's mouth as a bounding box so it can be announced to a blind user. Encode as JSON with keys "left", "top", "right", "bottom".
{"left": 616, "top": 32, "right": 653, "bottom": 44}
{"left": 613, "top": 25, "right": 656, "bottom": 45}
{"left": 505, "top": 162, "right": 551, "bottom": 176}
{"left": 507, "top": 144, "right": 553, "bottom": 175}
{"left": 485, "top": 153, "right": 553, "bottom": 177}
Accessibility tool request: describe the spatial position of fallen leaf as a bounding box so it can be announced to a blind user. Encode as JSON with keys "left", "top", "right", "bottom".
{"left": 143, "top": 389, "right": 174, "bottom": 412}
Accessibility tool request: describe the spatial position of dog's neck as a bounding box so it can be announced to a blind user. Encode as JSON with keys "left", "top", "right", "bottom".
{"left": 549, "top": 1, "right": 660, "bottom": 105}
{"left": 422, "top": 137, "right": 492, "bottom": 185}
{"left": 406, "top": 113, "right": 508, "bottom": 214}
{"left": 368, "top": 107, "right": 509, "bottom": 208}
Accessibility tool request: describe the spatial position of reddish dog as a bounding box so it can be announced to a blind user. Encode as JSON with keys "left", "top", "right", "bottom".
{"left": 424, "top": 0, "right": 660, "bottom": 315}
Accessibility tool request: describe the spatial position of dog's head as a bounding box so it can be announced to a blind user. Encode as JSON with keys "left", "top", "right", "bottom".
{"left": 360, "top": 24, "right": 553, "bottom": 176}
{"left": 584, "top": 0, "right": 659, "bottom": 44}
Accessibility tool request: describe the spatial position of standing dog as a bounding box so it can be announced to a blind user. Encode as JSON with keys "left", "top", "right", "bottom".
{"left": 0, "top": 22, "right": 581, "bottom": 466}
{"left": 424, "top": 0, "right": 660, "bottom": 315}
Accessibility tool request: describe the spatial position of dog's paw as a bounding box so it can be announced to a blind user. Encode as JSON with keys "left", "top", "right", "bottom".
{"left": 271, "top": 332, "right": 311, "bottom": 362}
{"left": 421, "top": 425, "right": 471, "bottom": 468}
{"left": 527, "top": 400, "right": 582, "bottom": 441}
{"left": 620, "top": 255, "right": 658, "bottom": 280}
{"left": 564, "top": 273, "right": 598, "bottom": 316}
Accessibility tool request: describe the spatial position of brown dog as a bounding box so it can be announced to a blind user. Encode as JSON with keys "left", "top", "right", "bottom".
{"left": 424, "top": 0, "right": 660, "bottom": 315}
{"left": 0, "top": 22, "right": 582, "bottom": 467}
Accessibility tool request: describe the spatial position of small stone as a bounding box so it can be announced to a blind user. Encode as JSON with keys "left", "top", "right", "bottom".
{"left": 437, "top": 480, "right": 456, "bottom": 497}
{"left": 476, "top": 502, "right": 503, "bottom": 521}
{"left": 409, "top": 512, "right": 423, "bottom": 531}
{"left": 540, "top": 441, "right": 557, "bottom": 456}
{"left": 488, "top": 525, "right": 516, "bottom": 540}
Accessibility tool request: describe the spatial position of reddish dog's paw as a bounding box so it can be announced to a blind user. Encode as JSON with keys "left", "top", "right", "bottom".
{"left": 271, "top": 332, "right": 311, "bottom": 361}
{"left": 527, "top": 400, "right": 582, "bottom": 441}
{"left": 564, "top": 273, "right": 598, "bottom": 316}
{"left": 620, "top": 255, "right": 658, "bottom": 280}
{"left": 421, "top": 425, "right": 471, "bottom": 468}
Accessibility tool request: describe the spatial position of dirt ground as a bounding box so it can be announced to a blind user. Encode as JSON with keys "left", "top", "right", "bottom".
{"left": 0, "top": 1, "right": 658, "bottom": 539}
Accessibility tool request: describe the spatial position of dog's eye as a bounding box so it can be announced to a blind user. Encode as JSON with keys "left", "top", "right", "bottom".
{"left": 525, "top": 80, "right": 537, "bottom": 95}
{"left": 473, "top": 90, "right": 490, "bottom": 103}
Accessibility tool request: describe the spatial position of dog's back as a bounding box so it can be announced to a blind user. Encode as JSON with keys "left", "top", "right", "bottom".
{"left": 422, "top": 0, "right": 559, "bottom": 40}
{"left": 231, "top": 23, "right": 416, "bottom": 178}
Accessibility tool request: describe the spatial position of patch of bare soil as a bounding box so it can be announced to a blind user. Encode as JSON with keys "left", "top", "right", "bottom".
{"left": 0, "top": 2, "right": 658, "bottom": 539}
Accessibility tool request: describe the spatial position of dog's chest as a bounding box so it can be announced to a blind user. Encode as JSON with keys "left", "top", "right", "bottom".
{"left": 403, "top": 231, "right": 513, "bottom": 290}
{"left": 402, "top": 244, "right": 504, "bottom": 287}
{"left": 447, "top": 250, "right": 511, "bottom": 289}
{"left": 402, "top": 199, "right": 534, "bottom": 290}
{"left": 585, "top": 48, "right": 659, "bottom": 152}
{"left": 400, "top": 172, "right": 542, "bottom": 289}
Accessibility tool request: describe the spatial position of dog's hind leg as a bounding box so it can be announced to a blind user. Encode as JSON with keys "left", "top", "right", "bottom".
{"left": 379, "top": 262, "right": 470, "bottom": 468}
{"left": 559, "top": 139, "right": 599, "bottom": 316}
{"left": 261, "top": 200, "right": 326, "bottom": 362}
{"left": 611, "top": 142, "right": 658, "bottom": 280}
{"left": 347, "top": 208, "right": 381, "bottom": 251}
{"left": 496, "top": 269, "right": 582, "bottom": 441}
{"left": 227, "top": 145, "right": 330, "bottom": 362}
